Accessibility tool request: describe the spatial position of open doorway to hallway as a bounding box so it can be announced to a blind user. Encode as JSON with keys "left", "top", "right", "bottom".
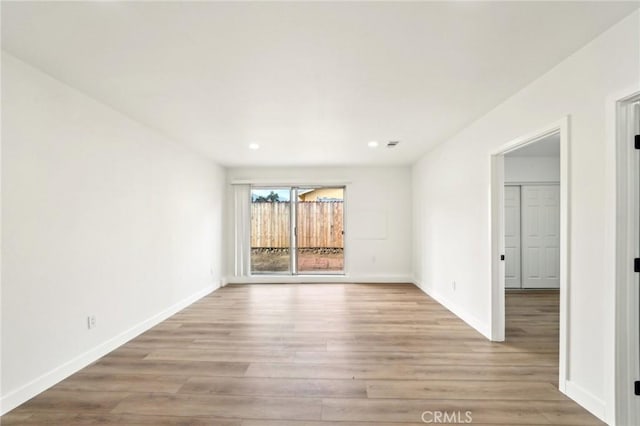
{"left": 490, "top": 118, "right": 569, "bottom": 391}
{"left": 503, "top": 133, "right": 561, "bottom": 383}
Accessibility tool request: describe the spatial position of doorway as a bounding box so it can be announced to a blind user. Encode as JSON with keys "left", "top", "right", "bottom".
{"left": 502, "top": 135, "right": 562, "bottom": 399}
{"left": 490, "top": 118, "right": 569, "bottom": 391}
{"left": 250, "top": 186, "right": 345, "bottom": 275}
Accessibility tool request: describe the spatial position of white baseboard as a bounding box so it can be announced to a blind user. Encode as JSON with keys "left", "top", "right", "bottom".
{"left": 0, "top": 284, "right": 217, "bottom": 415}
{"left": 225, "top": 274, "right": 414, "bottom": 284}
{"left": 414, "top": 282, "right": 609, "bottom": 423}
{"left": 413, "top": 279, "right": 491, "bottom": 339}
{"left": 564, "top": 380, "right": 607, "bottom": 423}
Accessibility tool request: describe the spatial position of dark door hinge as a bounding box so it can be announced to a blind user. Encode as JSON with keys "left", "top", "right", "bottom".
{"left": 635, "top": 380, "right": 640, "bottom": 395}
{"left": 635, "top": 258, "right": 640, "bottom": 273}
{"left": 500, "top": 254, "right": 505, "bottom": 261}
{"left": 635, "top": 134, "right": 640, "bottom": 149}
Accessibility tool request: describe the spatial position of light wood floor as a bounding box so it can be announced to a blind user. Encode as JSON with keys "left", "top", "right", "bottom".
{"left": 2, "top": 284, "right": 602, "bottom": 425}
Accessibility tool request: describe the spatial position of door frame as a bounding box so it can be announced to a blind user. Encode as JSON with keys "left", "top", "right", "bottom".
{"left": 611, "top": 90, "right": 640, "bottom": 425}
{"left": 489, "top": 116, "right": 570, "bottom": 392}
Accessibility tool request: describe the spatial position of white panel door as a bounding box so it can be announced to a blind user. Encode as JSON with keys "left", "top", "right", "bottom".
{"left": 504, "top": 186, "right": 521, "bottom": 288}
{"left": 522, "top": 185, "right": 560, "bottom": 288}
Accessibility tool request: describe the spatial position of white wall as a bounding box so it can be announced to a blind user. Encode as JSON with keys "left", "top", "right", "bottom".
{"left": 412, "top": 11, "right": 639, "bottom": 424}
{"left": 1, "top": 53, "right": 225, "bottom": 413}
{"left": 226, "top": 166, "right": 412, "bottom": 283}
{"left": 505, "top": 156, "right": 560, "bottom": 183}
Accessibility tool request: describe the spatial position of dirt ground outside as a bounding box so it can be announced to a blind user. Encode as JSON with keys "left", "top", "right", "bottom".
{"left": 251, "top": 248, "right": 344, "bottom": 273}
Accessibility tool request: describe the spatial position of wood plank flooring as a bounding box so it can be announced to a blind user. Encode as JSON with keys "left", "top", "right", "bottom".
{"left": 1, "top": 284, "right": 603, "bottom": 425}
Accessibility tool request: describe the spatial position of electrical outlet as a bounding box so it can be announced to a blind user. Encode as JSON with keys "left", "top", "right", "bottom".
{"left": 87, "top": 315, "right": 96, "bottom": 330}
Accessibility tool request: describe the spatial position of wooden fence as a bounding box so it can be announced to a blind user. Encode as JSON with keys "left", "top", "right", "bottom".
{"left": 251, "top": 201, "right": 343, "bottom": 248}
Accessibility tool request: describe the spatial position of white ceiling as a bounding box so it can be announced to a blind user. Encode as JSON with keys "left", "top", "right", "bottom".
{"left": 2, "top": 2, "right": 637, "bottom": 167}
{"left": 506, "top": 133, "right": 561, "bottom": 158}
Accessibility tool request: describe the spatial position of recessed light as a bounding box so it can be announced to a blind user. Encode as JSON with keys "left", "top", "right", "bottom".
{"left": 248, "top": 143, "right": 260, "bottom": 150}
{"left": 367, "top": 141, "right": 379, "bottom": 148}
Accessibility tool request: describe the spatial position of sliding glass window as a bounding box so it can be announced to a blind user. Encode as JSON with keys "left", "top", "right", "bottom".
{"left": 250, "top": 186, "right": 344, "bottom": 275}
